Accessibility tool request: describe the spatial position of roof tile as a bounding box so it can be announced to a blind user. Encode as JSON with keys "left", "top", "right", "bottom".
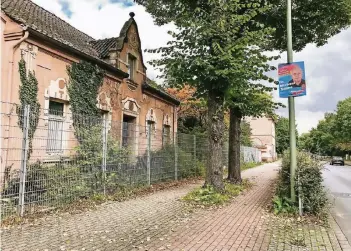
{"left": 1, "top": 0, "right": 97, "bottom": 56}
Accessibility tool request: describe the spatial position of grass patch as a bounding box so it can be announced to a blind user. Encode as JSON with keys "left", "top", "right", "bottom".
{"left": 223, "top": 162, "right": 262, "bottom": 176}
{"left": 290, "top": 236, "right": 306, "bottom": 247}
{"left": 241, "top": 162, "right": 262, "bottom": 171}
{"left": 182, "top": 179, "right": 252, "bottom": 206}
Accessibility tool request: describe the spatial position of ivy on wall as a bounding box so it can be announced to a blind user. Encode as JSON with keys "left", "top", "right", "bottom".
{"left": 67, "top": 61, "right": 105, "bottom": 131}
{"left": 17, "top": 58, "right": 41, "bottom": 159}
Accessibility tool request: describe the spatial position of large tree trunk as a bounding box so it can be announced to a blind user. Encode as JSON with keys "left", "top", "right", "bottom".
{"left": 205, "top": 91, "right": 225, "bottom": 191}
{"left": 227, "top": 107, "right": 242, "bottom": 184}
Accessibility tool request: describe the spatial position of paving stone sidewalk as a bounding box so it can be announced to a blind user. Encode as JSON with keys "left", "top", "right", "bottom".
{"left": 1, "top": 162, "right": 350, "bottom": 251}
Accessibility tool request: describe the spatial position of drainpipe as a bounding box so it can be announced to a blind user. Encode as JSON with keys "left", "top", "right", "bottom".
{"left": 2, "top": 28, "right": 29, "bottom": 171}
{"left": 172, "top": 105, "right": 175, "bottom": 143}
{"left": 7, "top": 28, "right": 29, "bottom": 105}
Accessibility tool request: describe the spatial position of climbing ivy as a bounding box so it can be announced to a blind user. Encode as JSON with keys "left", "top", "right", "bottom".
{"left": 66, "top": 61, "right": 105, "bottom": 132}
{"left": 17, "top": 58, "right": 41, "bottom": 159}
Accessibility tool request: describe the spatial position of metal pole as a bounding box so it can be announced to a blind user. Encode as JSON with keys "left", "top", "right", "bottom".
{"left": 287, "top": 0, "right": 297, "bottom": 203}
{"left": 102, "top": 118, "right": 107, "bottom": 195}
{"left": 298, "top": 175, "right": 303, "bottom": 216}
{"left": 147, "top": 124, "right": 151, "bottom": 185}
{"left": 193, "top": 135, "right": 196, "bottom": 176}
{"left": 174, "top": 133, "right": 178, "bottom": 181}
{"left": 18, "top": 105, "right": 30, "bottom": 216}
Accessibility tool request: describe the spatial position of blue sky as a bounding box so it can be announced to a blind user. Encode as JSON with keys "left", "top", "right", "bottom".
{"left": 109, "top": 0, "right": 134, "bottom": 7}
{"left": 58, "top": 0, "right": 73, "bottom": 18}
{"left": 57, "top": 0, "right": 134, "bottom": 17}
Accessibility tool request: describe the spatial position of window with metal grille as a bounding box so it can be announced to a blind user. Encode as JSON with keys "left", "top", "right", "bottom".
{"left": 46, "top": 101, "right": 64, "bottom": 153}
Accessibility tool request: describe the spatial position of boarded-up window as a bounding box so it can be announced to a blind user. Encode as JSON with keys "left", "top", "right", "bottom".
{"left": 162, "top": 125, "right": 171, "bottom": 146}
{"left": 128, "top": 54, "right": 136, "bottom": 81}
{"left": 122, "top": 115, "right": 136, "bottom": 148}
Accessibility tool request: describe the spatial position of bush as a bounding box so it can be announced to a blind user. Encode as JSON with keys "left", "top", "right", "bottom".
{"left": 149, "top": 144, "right": 205, "bottom": 182}
{"left": 272, "top": 195, "right": 297, "bottom": 215}
{"left": 1, "top": 161, "right": 91, "bottom": 209}
{"left": 276, "top": 150, "right": 328, "bottom": 215}
{"left": 182, "top": 179, "right": 251, "bottom": 206}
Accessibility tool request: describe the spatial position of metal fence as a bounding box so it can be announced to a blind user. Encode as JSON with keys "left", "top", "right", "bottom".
{"left": 0, "top": 103, "right": 261, "bottom": 219}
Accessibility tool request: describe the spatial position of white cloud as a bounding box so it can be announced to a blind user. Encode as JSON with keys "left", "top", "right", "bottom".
{"left": 32, "top": 0, "right": 174, "bottom": 80}
{"left": 295, "top": 110, "right": 326, "bottom": 134}
{"left": 276, "top": 109, "right": 326, "bottom": 134}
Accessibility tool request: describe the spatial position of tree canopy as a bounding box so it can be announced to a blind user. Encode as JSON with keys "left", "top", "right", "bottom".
{"left": 143, "top": 0, "right": 279, "bottom": 189}
{"left": 298, "top": 97, "right": 351, "bottom": 156}
{"left": 135, "top": 0, "right": 351, "bottom": 52}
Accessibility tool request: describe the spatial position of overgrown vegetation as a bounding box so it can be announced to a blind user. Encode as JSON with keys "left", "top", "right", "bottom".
{"left": 182, "top": 179, "right": 252, "bottom": 206}
{"left": 16, "top": 58, "right": 41, "bottom": 159}
{"left": 150, "top": 144, "right": 206, "bottom": 182}
{"left": 67, "top": 61, "right": 104, "bottom": 132}
{"left": 1, "top": 177, "right": 202, "bottom": 227}
{"left": 272, "top": 196, "right": 297, "bottom": 215}
{"left": 274, "top": 150, "right": 328, "bottom": 217}
{"left": 1, "top": 128, "right": 206, "bottom": 220}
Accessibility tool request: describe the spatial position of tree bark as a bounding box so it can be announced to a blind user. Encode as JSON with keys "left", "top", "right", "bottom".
{"left": 205, "top": 91, "right": 225, "bottom": 191}
{"left": 227, "top": 107, "right": 242, "bottom": 184}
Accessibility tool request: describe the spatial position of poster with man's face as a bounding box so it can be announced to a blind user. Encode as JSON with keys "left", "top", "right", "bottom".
{"left": 278, "top": 61, "right": 306, "bottom": 98}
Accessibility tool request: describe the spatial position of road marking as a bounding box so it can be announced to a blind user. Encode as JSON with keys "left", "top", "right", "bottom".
{"left": 331, "top": 192, "right": 351, "bottom": 198}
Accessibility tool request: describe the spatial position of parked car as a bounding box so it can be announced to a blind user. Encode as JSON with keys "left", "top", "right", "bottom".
{"left": 330, "top": 156, "right": 344, "bottom": 166}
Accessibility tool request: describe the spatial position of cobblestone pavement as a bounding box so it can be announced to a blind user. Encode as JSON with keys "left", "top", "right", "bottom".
{"left": 1, "top": 162, "right": 350, "bottom": 251}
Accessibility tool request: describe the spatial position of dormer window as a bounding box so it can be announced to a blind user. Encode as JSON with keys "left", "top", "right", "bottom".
{"left": 128, "top": 54, "right": 136, "bottom": 81}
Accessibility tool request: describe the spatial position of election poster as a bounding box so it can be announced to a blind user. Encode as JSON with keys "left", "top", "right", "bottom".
{"left": 278, "top": 61, "right": 306, "bottom": 98}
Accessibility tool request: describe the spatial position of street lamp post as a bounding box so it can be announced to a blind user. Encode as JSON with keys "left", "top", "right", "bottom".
{"left": 286, "top": 0, "right": 297, "bottom": 202}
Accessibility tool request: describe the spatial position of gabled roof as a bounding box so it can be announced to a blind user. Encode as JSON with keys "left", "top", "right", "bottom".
{"left": 92, "top": 12, "right": 146, "bottom": 69}
{"left": 1, "top": 1, "right": 146, "bottom": 70}
{"left": 1, "top": 0, "right": 98, "bottom": 57}
{"left": 116, "top": 14, "right": 134, "bottom": 51}
{"left": 91, "top": 37, "right": 118, "bottom": 58}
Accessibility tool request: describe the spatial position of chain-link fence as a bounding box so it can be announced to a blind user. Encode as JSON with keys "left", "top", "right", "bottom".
{"left": 0, "top": 102, "right": 261, "bottom": 219}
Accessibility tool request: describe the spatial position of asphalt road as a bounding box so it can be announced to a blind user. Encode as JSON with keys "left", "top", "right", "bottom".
{"left": 322, "top": 163, "right": 351, "bottom": 243}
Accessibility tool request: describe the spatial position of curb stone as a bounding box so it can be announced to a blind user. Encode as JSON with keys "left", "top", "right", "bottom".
{"left": 329, "top": 214, "right": 351, "bottom": 251}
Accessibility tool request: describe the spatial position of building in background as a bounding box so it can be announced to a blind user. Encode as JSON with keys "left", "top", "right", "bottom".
{"left": 1, "top": 0, "right": 179, "bottom": 172}
{"left": 245, "top": 116, "right": 277, "bottom": 162}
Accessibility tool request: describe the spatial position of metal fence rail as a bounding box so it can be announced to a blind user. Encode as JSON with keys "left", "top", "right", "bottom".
{"left": 0, "top": 102, "right": 262, "bottom": 219}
